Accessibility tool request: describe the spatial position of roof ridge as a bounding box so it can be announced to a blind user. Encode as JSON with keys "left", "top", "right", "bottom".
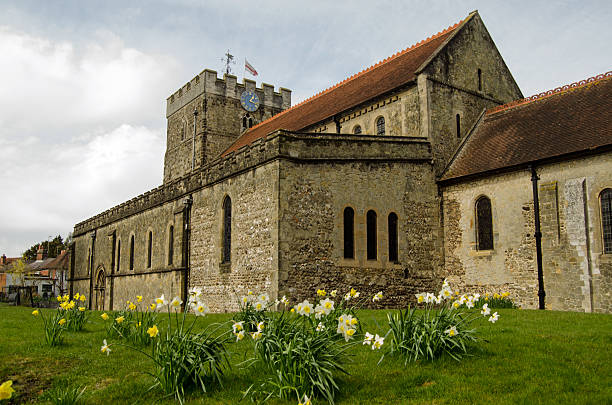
{"left": 241, "top": 17, "right": 466, "bottom": 137}
{"left": 487, "top": 71, "right": 612, "bottom": 115}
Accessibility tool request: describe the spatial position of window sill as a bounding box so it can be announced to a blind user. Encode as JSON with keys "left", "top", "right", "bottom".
{"left": 469, "top": 249, "right": 494, "bottom": 257}
{"left": 219, "top": 262, "right": 231, "bottom": 274}
{"left": 599, "top": 254, "right": 612, "bottom": 263}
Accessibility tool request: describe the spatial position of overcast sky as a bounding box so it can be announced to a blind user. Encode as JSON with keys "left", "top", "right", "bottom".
{"left": 1, "top": 0, "right": 610, "bottom": 257}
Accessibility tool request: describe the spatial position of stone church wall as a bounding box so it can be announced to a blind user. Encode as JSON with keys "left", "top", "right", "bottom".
{"left": 442, "top": 152, "right": 612, "bottom": 312}
{"left": 278, "top": 145, "right": 442, "bottom": 307}
{"left": 189, "top": 160, "right": 280, "bottom": 313}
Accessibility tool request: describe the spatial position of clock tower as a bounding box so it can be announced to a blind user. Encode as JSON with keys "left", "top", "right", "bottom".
{"left": 162, "top": 69, "right": 291, "bottom": 184}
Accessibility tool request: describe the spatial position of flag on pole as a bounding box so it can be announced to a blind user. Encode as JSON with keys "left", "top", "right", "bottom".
{"left": 245, "top": 59, "right": 258, "bottom": 76}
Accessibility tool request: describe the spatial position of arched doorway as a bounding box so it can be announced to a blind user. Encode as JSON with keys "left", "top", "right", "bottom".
{"left": 94, "top": 267, "right": 106, "bottom": 311}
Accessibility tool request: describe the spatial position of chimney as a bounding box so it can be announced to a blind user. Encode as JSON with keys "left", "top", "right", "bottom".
{"left": 1, "top": 254, "right": 6, "bottom": 265}
{"left": 36, "top": 244, "right": 47, "bottom": 261}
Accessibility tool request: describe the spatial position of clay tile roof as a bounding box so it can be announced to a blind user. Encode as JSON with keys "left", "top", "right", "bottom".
{"left": 440, "top": 71, "right": 612, "bottom": 182}
{"left": 222, "top": 14, "right": 471, "bottom": 156}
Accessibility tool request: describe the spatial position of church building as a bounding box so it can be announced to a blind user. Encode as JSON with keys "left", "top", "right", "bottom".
{"left": 68, "top": 11, "right": 612, "bottom": 313}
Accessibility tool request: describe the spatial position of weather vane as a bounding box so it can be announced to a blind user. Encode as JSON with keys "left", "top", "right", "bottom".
{"left": 221, "top": 49, "right": 236, "bottom": 75}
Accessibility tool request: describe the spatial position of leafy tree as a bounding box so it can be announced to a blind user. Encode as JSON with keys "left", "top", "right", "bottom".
{"left": 22, "top": 235, "right": 67, "bottom": 261}
{"left": 8, "top": 259, "right": 28, "bottom": 286}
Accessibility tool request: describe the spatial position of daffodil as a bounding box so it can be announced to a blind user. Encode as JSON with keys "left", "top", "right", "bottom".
{"left": 452, "top": 301, "right": 461, "bottom": 309}
{"left": 363, "top": 331, "right": 374, "bottom": 345}
{"left": 488, "top": 312, "right": 499, "bottom": 323}
{"left": 194, "top": 302, "right": 209, "bottom": 316}
{"left": 116, "top": 316, "right": 125, "bottom": 324}
{"left": 344, "top": 328, "right": 356, "bottom": 341}
{"left": 147, "top": 325, "right": 159, "bottom": 337}
{"left": 170, "top": 296, "right": 182, "bottom": 308}
{"left": 257, "top": 321, "right": 265, "bottom": 331}
{"left": 502, "top": 291, "right": 510, "bottom": 298}
{"left": 136, "top": 295, "right": 143, "bottom": 302}
{"left": 101, "top": 339, "right": 111, "bottom": 355}
{"left": 58, "top": 318, "right": 66, "bottom": 326}
{"left": 63, "top": 294, "right": 69, "bottom": 301}
{"left": 79, "top": 295, "right": 86, "bottom": 302}
{"left": 250, "top": 331, "right": 262, "bottom": 340}
{"left": 316, "top": 289, "right": 326, "bottom": 297}
{"left": 128, "top": 302, "right": 136, "bottom": 311}
{"left": 155, "top": 294, "right": 168, "bottom": 307}
{"left": 494, "top": 293, "right": 500, "bottom": 299}
{"left": 372, "top": 334, "right": 384, "bottom": 350}
{"left": 56, "top": 296, "right": 62, "bottom": 302}
{"left": 254, "top": 301, "right": 265, "bottom": 312}
{"left": 150, "top": 303, "right": 157, "bottom": 311}
{"left": 258, "top": 293, "right": 270, "bottom": 303}
{"left": 290, "top": 308, "right": 295, "bottom": 313}
{"left": 298, "top": 394, "right": 312, "bottom": 405}
{"left": 101, "top": 313, "right": 109, "bottom": 320}
{"left": 316, "top": 322, "right": 325, "bottom": 332}
{"left": 74, "top": 293, "right": 80, "bottom": 300}
{"left": 445, "top": 326, "right": 458, "bottom": 337}
{"left": 78, "top": 307, "right": 86, "bottom": 312}
{"left": 373, "top": 291, "right": 383, "bottom": 302}
{"left": 242, "top": 296, "right": 249, "bottom": 304}
{"left": 330, "top": 289, "right": 337, "bottom": 297}
{"left": 0, "top": 380, "right": 15, "bottom": 400}
{"left": 235, "top": 330, "right": 245, "bottom": 341}
{"left": 425, "top": 292, "right": 436, "bottom": 304}
{"left": 232, "top": 321, "right": 244, "bottom": 333}
{"left": 416, "top": 292, "right": 426, "bottom": 303}
{"left": 32, "top": 309, "right": 39, "bottom": 316}
{"left": 481, "top": 303, "right": 491, "bottom": 316}
{"left": 350, "top": 288, "right": 359, "bottom": 298}
{"left": 280, "top": 295, "right": 289, "bottom": 305}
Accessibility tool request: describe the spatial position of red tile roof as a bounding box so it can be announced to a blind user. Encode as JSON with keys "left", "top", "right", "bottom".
{"left": 440, "top": 71, "right": 612, "bottom": 182}
{"left": 222, "top": 14, "right": 471, "bottom": 156}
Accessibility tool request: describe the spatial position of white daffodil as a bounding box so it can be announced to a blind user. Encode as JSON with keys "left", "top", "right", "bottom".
{"left": 330, "top": 290, "right": 337, "bottom": 297}
{"left": 465, "top": 298, "right": 475, "bottom": 309}
{"left": 343, "top": 328, "right": 356, "bottom": 342}
{"left": 258, "top": 293, "right": 270, "bottom": 303}
{"left": 254, "top": 300, "right": 265, "bottom": 312}
{"left": 473, "top": 293, "right": 481, "bottom": 301}
{"left": 440, "top": 288, "right": 453, "bottom": 300}
{"left": 101, "top": 339, "right": 111, "bottom": 356}
{"left": 314, "top": 306, "right": 326, "bottom": 319}
{"left": 280, "top": 295, "right": 289, "bottom": 305}
{"left": 344, "top": 292, "right": 351, "bottom": 301}
{"left": 155, "top": 294, "right": 168, "bottom": 307}
{"left": 481, "top": 303, "right": 491, "bottom": 316}
{"left": 425, "top": 292, "right": 436, "bottom": 304}
{"left": 296, "top": 300, "right": 313, "bottom": 316}
{"left": 452, "top": 300, "right": 461, "bottom": 309}
{"left": 232, "top": 321, "right": 244, "bottom": 333}
{"left": 241, "top": 296, "right": 249, "bottom": 304}
{"left": 170, "top": 296, "right": 183, "bottom": 308}
{"left": 458, "top": 294, "right": 467, "bottom": 304}
{"left": 416, "top": 292, "right": 426, "bottom": 304}
{"left": 257, "top": 321, "right": 265, "bottom": 332}
{"left": 363, "top": 331, "right": 374, "bottom": 345}
{"left": 434, "top": 295, "right": 442, "bottom": 304}
{"left": 189, "top": 287, "right": 203, "bottom": 300}
{"left": 319, "top": 298, "right": 334, "bottom": 314}
{"left": 445, "top": 326, "right": 458, "bottom": 337}
{"left": 235, "top": 330, "right": 245, "bottom": 341}
{"left": 372, "top": 334, "right": 384, "bottom": 350}
{"left": 194, "top": 302, "right": 209, "bottom": 316}
{"left": 316, "top": 322, "right": 325, "bottom": 332}
{"left": 250, "top": 331, "right": 262, "bottom": 340}
{"left": 488, "top": 312, "right": 499, "bottom": 323}
{"left": 373, "top": 291, "right": 383, "bottom": 302}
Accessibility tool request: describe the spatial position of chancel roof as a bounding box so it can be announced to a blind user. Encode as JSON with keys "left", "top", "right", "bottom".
{"left": 440, "top": 72, "right": 612, "bottom": 182}
{"left": 222, "top": 13, "right": 473, "bottom": 156}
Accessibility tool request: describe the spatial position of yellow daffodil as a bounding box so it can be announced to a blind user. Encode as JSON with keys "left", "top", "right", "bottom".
{"left": 74, "top": 293, "right": 80, "bottom": 300}
{"left": 56, "top": 296, "right": 62, "bottom": 302}
{"left": 116, "top": 316, "right": 124, "bottom": 324}
{"left": 147, "top": 325, "right": 159, "bottom": 337}
{"left": 136, "top": 295, "right": 143, "bottom": 302}
{"left": 494, "top": 293, "right": 500, "bottom": 299}
{"left": 58, "top": 318, "right": 66, "bottom": 326}
{"left": 0, "top": 380, "right": 15, "bottom": 400}
{"left": 290, "top": 308, "right": 295, "bottom": 312}
{"left": 78, "top": 307, "right": 85, "bottom": 312}
{"left": 150, "top": 303, "right": 156, "bottom": 311}
{"left": 79, "top": 295, "right": 86, "bottom": 302}
{"left": 32, "top": 309, "right": 39, "bottom": 316}
{"left": 101, "top": 313, "right": 109, "bottom": 320}
{"left": 63, "top": 294, "right": 69, "bottom": 301}
{"left": 317, "top": 289, "right": 326, "bottom": 297}
{"left": 128, "top": 302, "right": 136, "bottom": 311}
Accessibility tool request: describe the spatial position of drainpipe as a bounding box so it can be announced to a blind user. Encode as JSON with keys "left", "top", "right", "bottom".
{"left": 182, "top": 195, "right": 193, "bottom": 311}
{"left": 191, "top": 109, "right": 198, "bottom": 171}
{"left": 88, "top": 230, "right": 96, "bottom": 310}
{"left": 530, "top": 165, "right": 546, "bottom": 309}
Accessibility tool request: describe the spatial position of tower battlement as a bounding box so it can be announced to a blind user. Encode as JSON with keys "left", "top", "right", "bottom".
{"left": 166, "top": 69, "right": 291, "bottom": 117}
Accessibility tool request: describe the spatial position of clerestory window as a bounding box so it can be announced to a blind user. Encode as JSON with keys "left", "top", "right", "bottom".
{"left": 376, "top": 117, "right": 385, "bottom": 136}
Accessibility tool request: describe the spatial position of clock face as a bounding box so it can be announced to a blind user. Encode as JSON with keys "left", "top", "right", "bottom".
{"left": 240, "top": 90, "right": 260, "bottom": 112}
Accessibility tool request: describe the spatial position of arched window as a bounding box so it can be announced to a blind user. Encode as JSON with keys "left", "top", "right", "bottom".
{"left": 222, "top": 196, "right": 231, "bottom": 263}
{"left": 242, "top": 114, "right": 254, "bottom": 131}
{"left": 601, "top": 189, "right": 612, "bottom": 254}
{"left": 367, "top": 210, "right": 377, "bottom": 260}
{"left": 353, "top": 125, "right": 362, "bottom": 135}
{"left": 476, "top": 196, "right": 493, "bottom": 250}
{"left": 168, "top": 225, "right": 174, "bottom": 265}
{"left": 456, "top": 114, "right": 461, "bottom": 138}
{"left": 129, "top": 235, "right": 135, "bottom": 270}
{"left": 147, "top": 231, "right": 152, "bottom": 268}
{"left": 388, "top": 212, "right": 398, "bottom": 262}
{"left": 181, "top": 119, "right": 186, "bottom": 141}
{"left": 478, "top": 68, "right": 482, "bottom": 91}
{"left": 343, "top": 207, "right": 355, "bottom": 259}
{"left": 376, "top": 117, "right": 385, "bottom": 136}
{"left": 116, "top": 240, "right": 121, "bottom": 272}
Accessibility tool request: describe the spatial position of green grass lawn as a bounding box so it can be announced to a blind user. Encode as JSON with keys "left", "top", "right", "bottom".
{"left": 1, "top": 304, "right": 611, "bottom": 404}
